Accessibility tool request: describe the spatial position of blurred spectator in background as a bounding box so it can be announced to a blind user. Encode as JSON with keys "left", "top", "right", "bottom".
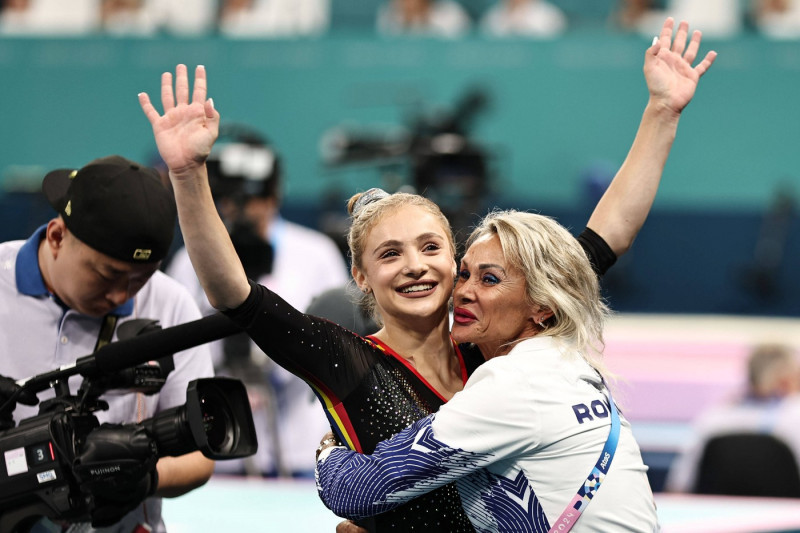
{"left": 166, "top": 124, "right": 349, "bottom": 478}
{"left": 103, "top": 0, "right": 217, "bottom": 36}
{"left": 153, "top": 0, "right": 216, "bottom": 35}
{"left": 752, "top": 0, "right": 800, "bottom": 39}
{"left": 218, "top": 0, "right": 256, "bottom": 35}
{"left": 666, "top": 343, "right": 800, "bottom": 493}
{"left": 0, "top": 0, "right": 98, "bottom": 35}
{"left": 377, "top": 0, "right": 471, "bottom": 37}
{"left": 0, "top": 0, "right": 327, "bottom": 37}
{"left": 613, "top": 0, "right": 651, "bottom": 30}
{"left": 306, "top": 284, "right": 380, "bottom": 337}
{"left": 100, "top": 0, "right": 157, "bottom": 35}
{"left": 614, "top": 0, "right": 743, "bottom": 38}
{"left": 0, "top": 0, "right": 216, "bottom": 36}
{"left": 218, "top": 0, "right": 330, "bottom": 37}
{"left": 480, "top": 0, "right": 567, "bottom": 38}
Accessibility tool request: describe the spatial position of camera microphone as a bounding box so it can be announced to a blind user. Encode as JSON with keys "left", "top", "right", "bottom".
{"left": 90, "top": 313, "right": 241, "bottom": 375}
{"left": 18, "top": 313, "right": 243, "bottom": 394}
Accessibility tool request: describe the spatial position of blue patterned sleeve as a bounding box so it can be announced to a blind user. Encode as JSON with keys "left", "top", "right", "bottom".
{"left": 316, "top": 414, "right": 493, "bottom": 519}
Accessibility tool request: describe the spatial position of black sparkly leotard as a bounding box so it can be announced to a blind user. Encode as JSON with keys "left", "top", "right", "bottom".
{"left": 223, "top": 227, "right": 614, "bottom": 532}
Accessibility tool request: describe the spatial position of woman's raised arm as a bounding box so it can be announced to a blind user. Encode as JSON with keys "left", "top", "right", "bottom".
{"left": 586, "top": 18, "right": 717, "bottom": 257}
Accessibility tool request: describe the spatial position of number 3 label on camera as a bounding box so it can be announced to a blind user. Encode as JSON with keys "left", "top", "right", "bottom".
{"left": 4, "top": 441, "right": 55, "bottom": 477}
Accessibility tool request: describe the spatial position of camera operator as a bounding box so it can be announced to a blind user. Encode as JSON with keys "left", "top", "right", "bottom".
{"left": 0, "top": 155, "right": 215, "bottom": 532}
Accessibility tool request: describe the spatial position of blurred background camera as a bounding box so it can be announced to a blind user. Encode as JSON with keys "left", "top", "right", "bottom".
{"left": 319, "top": 85, "right": 496, "bottom": 250}
{"left": 206, "top": 124, "right": 282, "bottom": 282}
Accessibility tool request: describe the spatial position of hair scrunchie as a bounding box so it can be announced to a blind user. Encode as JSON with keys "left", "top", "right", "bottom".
{"left": 352, "top": 187, "right": 390, "bottom": 217}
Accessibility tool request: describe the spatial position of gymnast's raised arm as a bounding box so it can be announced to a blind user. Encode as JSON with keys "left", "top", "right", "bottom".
{"left": 139, "top": 64, "right": 251, "bottom": 311}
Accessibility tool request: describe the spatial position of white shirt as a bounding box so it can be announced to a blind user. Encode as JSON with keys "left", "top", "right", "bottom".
{"left": 219, "top": 0, "right": 330, "bottom": 38}
{"left": 376, "top": 0, "right": 471, "bottom": 38}
{"left": 0, "top": 0, "right": 99, "bottom": 35}
{"left": 632, "top": 0, "right": 742, "bottom": 39}
{"left": 480, "top": 0, "right": 567, "bottom": 38}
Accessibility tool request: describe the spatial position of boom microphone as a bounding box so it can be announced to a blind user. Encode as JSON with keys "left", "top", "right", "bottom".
{"left": 18, "top": 313, "right": 242, "bottom": 393}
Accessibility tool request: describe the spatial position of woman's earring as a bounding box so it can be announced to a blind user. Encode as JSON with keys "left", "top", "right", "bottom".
{"left": 362, "top": 287, "right": 371, "bottom": 294}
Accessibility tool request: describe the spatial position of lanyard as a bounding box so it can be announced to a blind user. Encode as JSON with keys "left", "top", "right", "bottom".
{"left": 94, "top": 314, "right": 118, "bottom": 352}
{"left": 548, "top": 383, "right": 620, "bottom": 533}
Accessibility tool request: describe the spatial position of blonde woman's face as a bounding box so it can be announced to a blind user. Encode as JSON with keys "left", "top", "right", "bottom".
{"left": 354, "top": 204, "right": 456, "bottom": 328}
{"left": 452, "top": 234, "right": 538, "bottom": 358}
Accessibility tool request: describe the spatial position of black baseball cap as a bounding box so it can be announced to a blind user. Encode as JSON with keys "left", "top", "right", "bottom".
{"left": 42, "top": 155, "right": 177, "bottom": 263}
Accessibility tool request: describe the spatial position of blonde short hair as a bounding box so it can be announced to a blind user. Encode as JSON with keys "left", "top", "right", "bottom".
{"left": 466, "top": 209, "right": 611, "bottom": 373}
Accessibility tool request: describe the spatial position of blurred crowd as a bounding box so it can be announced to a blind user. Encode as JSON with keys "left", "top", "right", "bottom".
{"left": 2, "top": 0, "right": 800, "bottom": 39}
{"left": 0, "top": 0, "right": 330, "bottom": 37}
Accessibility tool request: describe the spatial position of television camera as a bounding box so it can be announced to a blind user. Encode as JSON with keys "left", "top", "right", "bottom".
{"left": 320, "top": 86, "right": 493, "bottom": 240}
{"left": 0, "top": 314, "right": 257, "bottom": 532}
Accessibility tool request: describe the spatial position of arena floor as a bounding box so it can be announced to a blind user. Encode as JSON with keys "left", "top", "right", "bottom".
{"left": 162, "top": 477, "right": 800, "bottom": 532}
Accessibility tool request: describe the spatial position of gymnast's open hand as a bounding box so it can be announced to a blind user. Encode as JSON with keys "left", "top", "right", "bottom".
{"left": 139, "top": 64, "right": 220, "bottom": 179}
